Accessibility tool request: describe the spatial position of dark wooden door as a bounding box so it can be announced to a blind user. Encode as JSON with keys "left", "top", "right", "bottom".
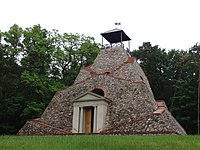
{"left": 84, "top": 107, "right": 93, "bottom": 133}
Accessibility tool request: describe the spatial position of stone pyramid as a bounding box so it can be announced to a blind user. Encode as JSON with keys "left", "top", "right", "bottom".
{"left": 18, "top": 47, "right": 186, "bottom": 135}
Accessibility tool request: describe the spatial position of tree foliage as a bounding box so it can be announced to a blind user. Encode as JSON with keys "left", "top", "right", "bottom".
{"left": 0, "top": 24, "right": 100, "bottom": 134}
{"left": 131, "top": 42, "right": 199, "bottom": 134}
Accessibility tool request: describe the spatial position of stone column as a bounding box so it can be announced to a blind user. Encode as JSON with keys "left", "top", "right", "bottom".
{"left": 79, "top": 107, "right": 84, "bottom": 133}
{"left": 72, "top": 106, "right": 79, "bottom": 133}
{"left": 96, "top": 105, "right": 104, "bottom": 132}
{"left": 93, "top": 106, "right": 97, "bottom": 132}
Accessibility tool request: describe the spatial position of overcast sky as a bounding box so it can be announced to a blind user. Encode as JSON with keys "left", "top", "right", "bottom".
{"left": 1, "top": 0, "right": 200, "bottom": 50}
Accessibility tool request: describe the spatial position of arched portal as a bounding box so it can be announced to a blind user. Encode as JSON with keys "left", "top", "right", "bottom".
{"left": 91, "top": 88, "right": 104, "bottom": 96}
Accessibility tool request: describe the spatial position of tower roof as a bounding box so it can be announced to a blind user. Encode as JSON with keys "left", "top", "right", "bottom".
{"left": 101, "top": 28, "right": 131, "bottom": 44}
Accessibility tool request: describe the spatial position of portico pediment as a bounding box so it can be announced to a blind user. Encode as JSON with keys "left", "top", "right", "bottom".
{"left": 72, "top": 92, "right": 110, "bottom": 133}
{"left": 73, "top": 92, "right": 110, "bottom": 103}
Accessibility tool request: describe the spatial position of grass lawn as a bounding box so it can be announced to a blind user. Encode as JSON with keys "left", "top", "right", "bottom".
{"left": 0, "top": 135, "right": 200, "bottom": 150}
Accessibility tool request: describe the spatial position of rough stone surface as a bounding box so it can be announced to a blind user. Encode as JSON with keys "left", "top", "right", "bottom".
{"left": 18, "top": 118, "right": 71, "bottom": 135}
{"left": 18, "top": 47, "right": 186, "bottom": 135}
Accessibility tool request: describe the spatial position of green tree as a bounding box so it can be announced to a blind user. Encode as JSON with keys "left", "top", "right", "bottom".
{"left": 0, "top": 24, "right": 100, "bottom": 135}
{"left": 131, "top": 42, "right": 168, "bottom": 100}
{"left": 131, "top": 42, "right": 199, "bottom": 134}
{"left": 51, "top": 31, "right": 100, "bottom": 85}
{"left": 0, "top": 25, "right": 24, "bottom": 134}
{"left": 19, "top": 25, "right": 64, "bottom": 121}
{"left": 188, "top": 44, "right": 200, "bottom": 134}
{"left": 170, "top": 56, "right": 198, "bottom": 133}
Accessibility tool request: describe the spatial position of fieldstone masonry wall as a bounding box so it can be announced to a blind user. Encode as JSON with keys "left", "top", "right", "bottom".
{"left": 18, "top": 47, "right": 186, "bottom": 135}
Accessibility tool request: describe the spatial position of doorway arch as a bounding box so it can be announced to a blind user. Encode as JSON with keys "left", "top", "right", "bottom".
{"left": 91, "top": 88, "right": 104, "bottom": 96}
